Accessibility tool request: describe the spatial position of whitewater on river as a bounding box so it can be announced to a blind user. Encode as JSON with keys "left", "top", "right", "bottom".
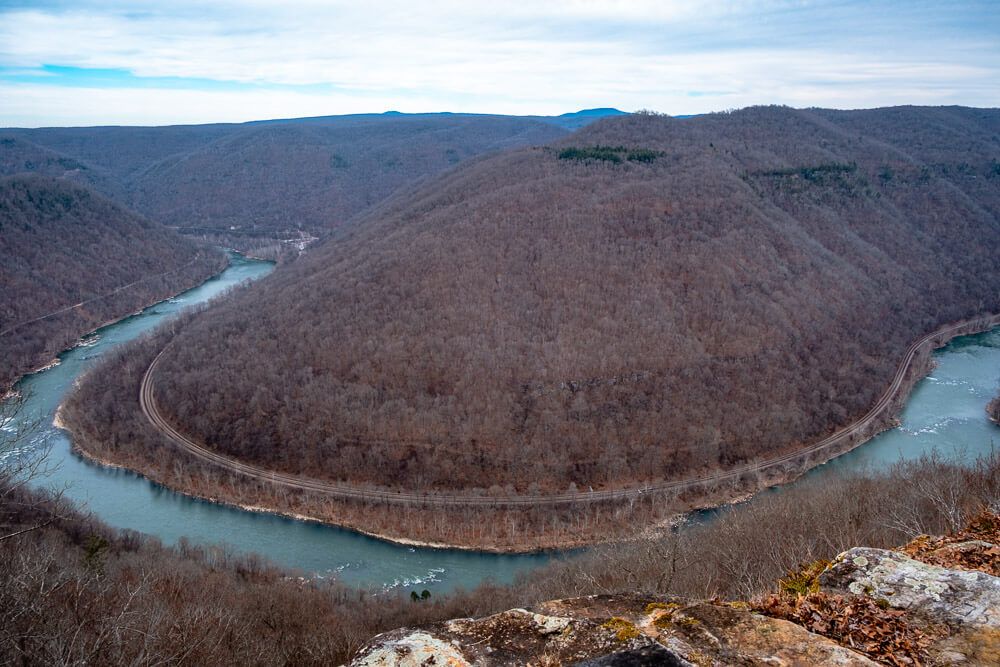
{"left": 6, "top": 252, "right": 1000, "bottom": 592}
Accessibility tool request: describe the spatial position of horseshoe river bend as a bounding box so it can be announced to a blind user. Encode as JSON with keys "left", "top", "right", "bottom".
{"left": 6, "top": 252, "right": 1000, "bottom": 593}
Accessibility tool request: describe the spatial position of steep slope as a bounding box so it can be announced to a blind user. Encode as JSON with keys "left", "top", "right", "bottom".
{"left": 125, "top": 114, "right": 567, "bottom": 236}
{"left": 0, "top": 175, "right": 224, "bottom": 390}
{"left": 65, "top": 106, "right": 1000, "bottom": 547}
{"left": 4, "top": 123, "right": 235, "bottom": 182}
{"left": 6, "top": 114, "right": 573, "bottom": 244}
{"left": 150, "top": 106, "right": 1000, "bottom": 485}
{"left": 0, "top": 135, "right": 123, "bottom": 199}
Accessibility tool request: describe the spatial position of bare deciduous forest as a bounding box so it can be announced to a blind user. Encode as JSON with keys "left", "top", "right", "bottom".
{"left": 5, "top": 0, "right": 1000, "bottom": 660}
{"left": 2, "top": 114, "right": 576, "bottom": 247}
{"left": 68, "top": 107, "right": 1000, "bottom": 511}
{"left": 4, "top": 427, "right": 998, "bottom": 664}
{"left": 0, "top": 175, "right": 224, "bottom": 391}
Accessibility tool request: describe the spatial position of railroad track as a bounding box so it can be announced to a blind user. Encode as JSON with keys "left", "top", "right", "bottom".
{"left": 140, "top": 314, "right": 1000, "bottom": 508}
{"left": 1, "top": 256, "right": 205, "bottom": 338}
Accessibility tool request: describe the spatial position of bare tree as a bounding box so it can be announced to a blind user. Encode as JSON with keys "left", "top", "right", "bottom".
{"left": 0, "top": 392, "right": 66, "bottom": 543}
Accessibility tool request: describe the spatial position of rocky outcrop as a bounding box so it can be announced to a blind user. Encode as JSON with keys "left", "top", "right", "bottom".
{"left": 351, "top": 516, "right": 1000, "bottom": 666}
{"left": 821, "top": 547, "right": 1000, "bottom": 628}
{"left": 820, "top": 545, "right": 1000, "bottom": 665}
{"left": 350, "top": 595, "right": 878, "bottom": 666}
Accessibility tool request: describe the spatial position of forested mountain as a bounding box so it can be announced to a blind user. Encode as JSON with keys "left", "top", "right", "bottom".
{"left": 0, "top": 175, "right": 223, "bottom": 390}
{"left": 2, "top": 112, "right": 599, "bottom": 245}
{"left": 123, "top": 114, "right": 566, "bottom": 236}
{"left": 538, "top": 107, "right": 629, "bottom": 129}
{"left": 72, "top": 106, "right": 1000, "bottom": 498}
{"left": 0, "top": 136, "right": 123, "bottom": 199}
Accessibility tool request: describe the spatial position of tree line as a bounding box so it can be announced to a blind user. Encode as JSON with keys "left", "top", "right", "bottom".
{"left": 8, "top": 380, "right": 1000, "bottom": 664}
{"left": 0, "top": 175, "right": 224, "bottom": 392}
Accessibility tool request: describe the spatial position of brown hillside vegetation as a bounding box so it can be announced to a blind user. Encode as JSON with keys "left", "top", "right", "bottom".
{"left": 125, "top": 115, "right": 568, "bottom": 236}
{"left": 0, "top": 175, "right": 223, "bottom": 390}
{"left": 0, "top": 136, "right": 124, "bottom": 199}
{"left": 109, "top": 106, "right": 1000, "bottom": 490}
{"left": 4, "top": 435, "right": 999, "bottom": 664}
{"left": 4, "top": 114, "right": 574, "bottom": 244}
{"left": 64, "top": 106, "right": 1000, "bottom": 548}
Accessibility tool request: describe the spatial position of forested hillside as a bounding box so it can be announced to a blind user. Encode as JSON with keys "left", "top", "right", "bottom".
{"left": 124, "top": 114, "right": 566, "bottom": 237}
{"left": 4, "top": 113, "right": 582, "bottom": 246}
{"left": 0, "top": 136, "right": 123, "bottom": 199}
{"left": 65, "top": 106, "right": 1000, "bottom": 544}
{"left": 0, "top": 175, "right": 223, "bottom": 390}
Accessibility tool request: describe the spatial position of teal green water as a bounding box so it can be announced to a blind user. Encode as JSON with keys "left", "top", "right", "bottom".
{"left": 802, "top": 326, "right": 1000, "bottom": 477}
{"left": 9, "top": 253, "right": 550, "bottom": 592}
{"left": 7, "top": 253, "right": 998, "bottom": 592}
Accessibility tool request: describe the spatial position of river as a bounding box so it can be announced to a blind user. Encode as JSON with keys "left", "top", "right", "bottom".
{"left": 7, "top": 252, "right": 999, "bottom": 593}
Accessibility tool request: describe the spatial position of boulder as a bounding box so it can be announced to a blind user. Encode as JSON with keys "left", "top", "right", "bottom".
{"left": 820, "top": 547, "right": 1000, "bottom": 628}
{"left": 349, "top": 595, "right": 877, "bottom": 666}
{"left": 821, "top": 546, "right": 1000, "bottom": 664}
{"left": 351, "top": 630, "right": 470, "bottom": 667}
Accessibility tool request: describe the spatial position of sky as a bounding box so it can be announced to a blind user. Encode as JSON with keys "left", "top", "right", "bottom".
{"left": 0, "top": 0, "right": 998, "bottom": 127}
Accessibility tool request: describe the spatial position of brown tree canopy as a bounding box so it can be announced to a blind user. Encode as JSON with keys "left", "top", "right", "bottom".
{"left": 117, "top": 106, "right": 1000, "bottom": 492}
{"left": 0, "top": 175, "right": 223, "bottom": 389}
{"left": 2, "top": 113, "right": 580, "bottom": 243}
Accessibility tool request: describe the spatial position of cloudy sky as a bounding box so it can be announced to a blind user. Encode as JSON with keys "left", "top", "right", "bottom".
{"left": 0, "top": 0, "right": 997, "bottom": 127}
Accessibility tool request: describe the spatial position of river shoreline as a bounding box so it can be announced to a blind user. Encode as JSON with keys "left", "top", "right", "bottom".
{"left": 55, "top": 412, "right": 497, "bottom": 553}
{"left": 59, "top": 306, "right": 1000, "bottom": 553}
{"left": 2, "top": 249, "right": 228, "bottom": 397}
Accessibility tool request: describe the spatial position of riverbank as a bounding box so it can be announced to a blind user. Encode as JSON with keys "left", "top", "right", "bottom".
{"left": 9, "top": 433, "right": 997, "bottom": 665}
{"left": 1, "top": 247, "right": 227, "bottom": 396}
{"left": 53, "top": 415, "right": 487, "bottom": 553}
{"left": 60, "top": 308, "right": 1000, "bottom": 552}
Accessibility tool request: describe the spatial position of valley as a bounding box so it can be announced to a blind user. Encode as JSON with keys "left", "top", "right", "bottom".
{"left": 3, "top": 3, "right": 1000, "bottom": 663}
{"left": 60, "top": 106, "right": 1000, "bottom": 550}
{"left": 2, "top": 112, "right": 609, "bottom": 252}
{"left": 0, "top": 175, "right": 225, "bottom": 392}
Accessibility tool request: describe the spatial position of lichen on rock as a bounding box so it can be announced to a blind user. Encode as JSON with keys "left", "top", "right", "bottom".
{"left": 349, "top": 595, "right": 877, "bottom": 666}
{"left": 349, "top": 517, "right": 1000, "bottom": 666}
{"left": 821, "top": 546, "right": 1000, "bottom": 629}
{"left": 351, "top": 630, "right": 470, "bottom": 667}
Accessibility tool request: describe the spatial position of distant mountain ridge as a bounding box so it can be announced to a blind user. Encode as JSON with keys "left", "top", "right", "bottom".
{"left": 1, "top": 109, "right": 625, "bottom": 246}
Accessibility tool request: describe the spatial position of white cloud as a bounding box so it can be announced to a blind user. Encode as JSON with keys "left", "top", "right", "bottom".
{"left": 0, "top": 1, "right": 998, "bottom": 125}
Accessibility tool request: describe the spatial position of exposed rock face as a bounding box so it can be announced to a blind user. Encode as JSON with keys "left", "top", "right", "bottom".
{"left": 821, "top": 547, "right": 1000, "bottom": 629}
{"left": 820, "top": 545, "right": 1000, "bottom": 664}
{"left": 352, "top": 631, "right": 470, "bottom": 667}
{"left": 349, "top": 596, "right": 878, "bottom": 666}
{"left": 351, "top": 523, "right": 1000, "bottom": 666}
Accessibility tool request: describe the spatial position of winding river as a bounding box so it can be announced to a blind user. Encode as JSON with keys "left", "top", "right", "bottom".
{"left": 7, "top": 252, "right": 1000, "bottom": 593}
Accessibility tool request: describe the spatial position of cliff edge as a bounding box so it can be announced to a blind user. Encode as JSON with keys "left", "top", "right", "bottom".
{"left": 350, "top": 513, "right": 1000, "bottom": 666}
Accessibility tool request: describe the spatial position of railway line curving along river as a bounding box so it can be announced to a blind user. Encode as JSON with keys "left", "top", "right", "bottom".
{"left": 6, "top": 250, "right": 1000, "bottom": 593}
{"left": 138, "top": 314, "right": 1000, "bottom": 509}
